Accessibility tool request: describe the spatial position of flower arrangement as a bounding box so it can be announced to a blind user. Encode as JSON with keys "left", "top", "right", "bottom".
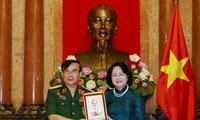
{"left": 129, "top": 54, "right": 156, "bottom": 100}
{"left": 79, "top": 67, "right": 108, "bottom": 92}
{"left": 49, "top": 55, "right": 108, "bottom": 93}
{"left": 49, "top": 66, "right": 63, "bottom": 86}
{"left": 49, "top": 54, "right": 156, "bottom": 100}
{"left": 50, "top": 66, "right": 108, "bottom": 92}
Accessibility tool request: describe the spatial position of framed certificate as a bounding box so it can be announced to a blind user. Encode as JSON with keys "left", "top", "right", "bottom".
{"left": 83, "top": 92, "right": 108, "bottom": 120}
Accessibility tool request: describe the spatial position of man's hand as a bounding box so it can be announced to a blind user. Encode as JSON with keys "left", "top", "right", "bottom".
{"left": 82, "top": 107, "right": 86, "bottom": 117}
{"left": 48, "top": 114, "right": 73, "bottom": 120}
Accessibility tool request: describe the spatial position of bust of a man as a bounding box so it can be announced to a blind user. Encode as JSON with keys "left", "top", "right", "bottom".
{"left": 76, "top": 4, "right": 129, "bottom": 70}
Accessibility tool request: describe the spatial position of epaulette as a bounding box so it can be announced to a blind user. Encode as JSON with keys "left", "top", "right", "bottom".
{"left": 49, "top": 85, "right": 62, "bottom": 90}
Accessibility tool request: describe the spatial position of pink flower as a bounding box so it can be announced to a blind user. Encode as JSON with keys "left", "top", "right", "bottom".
{"left": 97, "top": 70, "right": 107, "bottom": 79}
{"left": 134, "top": 79, "right": 140, "bottom": 84}
{"left": 55, "top": 78, "right": 61, "bottom": 83}
{"left": 89, "top": 74, "right": 94, "bottom": 79}
{"left": 52, "top": 72, "right": 55, "bottom": 76}
{"left": 142, "top": 82, "right": 148, "bottom": 88}
{"left": 97, "top": 86, "right": 106, "bottom": 92}
{"left": 82, "top": 67, "right": 92, "bottom": 75}
{"left": 139, "top": 61, "right": 147, "bottom": 68}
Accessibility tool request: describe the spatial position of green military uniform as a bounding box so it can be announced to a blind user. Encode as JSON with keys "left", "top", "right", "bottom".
{"left": 46, "top": 84, "right": 86, "bottom": 120}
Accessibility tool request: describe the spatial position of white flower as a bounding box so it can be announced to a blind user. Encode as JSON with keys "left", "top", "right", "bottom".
{"left": 66, "top": 55, "right": 76, "bottom": 60}
{"left": 129, "top": 54, "right": 140, "bottom": 62}
{"left": 131, "top": 64, "right": 136, "bottom": 69}
{"left": 139, "top": 72, "right": 147, "bottom": 80}
{"left": 86, "top": 80, "right": 96, "bottom": 90}
{"left": 149, "top": 75, "right": 154, "bottom": 82}
{"left": 139, "top": 68, "right": 150, "bottom": 80}
{"left": 58, "top": 66, "right": 62, "bottom": 72}
{"left": 141, "top": 68, "right": 150, "bottom": 76}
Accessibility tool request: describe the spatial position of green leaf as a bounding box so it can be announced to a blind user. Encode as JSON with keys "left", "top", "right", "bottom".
{"left": 130, "top": 82, "right": 138, "bottom": 89}
{"left": 136, "top": 85, "right": 154, "bottom": 97}
{"left": 96, "top": 79, "right": 103, "bottom": 86}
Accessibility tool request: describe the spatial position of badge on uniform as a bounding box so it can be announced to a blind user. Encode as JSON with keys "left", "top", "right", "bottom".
{"left": 62, "top": 88, "right": 67, "bottom": 94}
{"left": 59, "top": 95, "right": 67, "bottom": 100}
{"left": 56, "top": 89, "right": 67, "bottom": 100}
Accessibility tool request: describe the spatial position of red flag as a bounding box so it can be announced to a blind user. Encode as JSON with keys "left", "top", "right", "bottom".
{"left": 156, "top": 2, "right": 196, "bottom": 120}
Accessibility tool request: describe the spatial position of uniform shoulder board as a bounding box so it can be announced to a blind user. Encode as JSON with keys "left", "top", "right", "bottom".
{"left": 49, "top": 85, "right": 62, "bottom": 90}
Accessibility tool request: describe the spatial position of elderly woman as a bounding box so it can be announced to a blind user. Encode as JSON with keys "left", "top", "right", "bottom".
{"left": 106, "top": 61, "right": 145, "bottom": 120}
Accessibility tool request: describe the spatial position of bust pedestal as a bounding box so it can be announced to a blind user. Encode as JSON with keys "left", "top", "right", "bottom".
{"left": 76, "top": 49, "right": 129, "bottom": 70}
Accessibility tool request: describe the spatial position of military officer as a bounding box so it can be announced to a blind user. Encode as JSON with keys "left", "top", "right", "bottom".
{"left": 46, "top": 59, "right": 86, "bottom": 120}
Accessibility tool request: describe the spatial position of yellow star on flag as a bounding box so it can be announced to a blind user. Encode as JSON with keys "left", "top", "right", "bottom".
{"left": 161, "top": 50, "right": 189, "bottom": 88}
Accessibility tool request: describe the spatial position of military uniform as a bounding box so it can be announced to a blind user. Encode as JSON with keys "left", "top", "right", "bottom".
{"left": 46, "top": 84, "right": 86, "bottom": 120}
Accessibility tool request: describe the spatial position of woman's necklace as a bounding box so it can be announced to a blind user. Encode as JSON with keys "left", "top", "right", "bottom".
{"left": 113, "top": 84, "right": 129, "bottom": 97}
